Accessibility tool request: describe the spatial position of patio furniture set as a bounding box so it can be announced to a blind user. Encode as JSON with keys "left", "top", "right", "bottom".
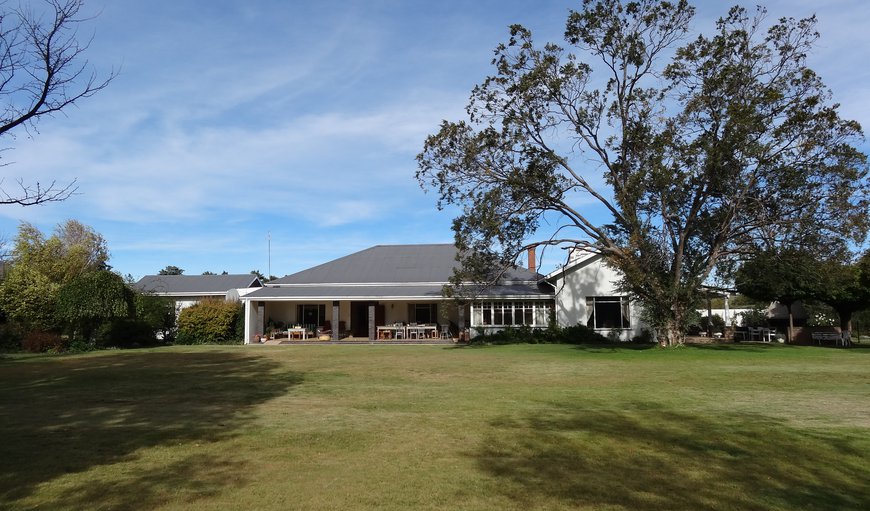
{"left": 811, "top": 331, "right": 850, "bottom": 347}
{"left": 283, "top": 322, "right": 451, "bottom": 341}
{"left": 733, "top": 327, "right": 775, "bottom": 342}
{"left": 377, "top": 323, "right": 450, "bottom": 340}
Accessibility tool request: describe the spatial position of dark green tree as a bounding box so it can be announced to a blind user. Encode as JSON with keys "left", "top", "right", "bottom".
{"left": 417, "top": 0, "right": 868, "bottom": 345}
{"left": 735, "top": 248, "right": 821, "bottom": 342}
{"left": 134, "top": 293, "right": 177, "bottom": 343}
{"left": 56, "top": 270, "right": 134, "bottom": 341}
{"left": 158, "top": 265, "right": 184, "bottom": 275}
{"left": 817, "top": 252, "right": 870, "bottom": 338}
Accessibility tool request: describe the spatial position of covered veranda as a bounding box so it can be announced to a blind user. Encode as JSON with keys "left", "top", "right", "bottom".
{"left": 241, "top": 285, "right": 469, "bottom": 343}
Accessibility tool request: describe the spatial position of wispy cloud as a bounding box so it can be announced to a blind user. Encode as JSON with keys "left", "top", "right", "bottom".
{"left": 1, "top": 0, "right": 867, "bottom": 279}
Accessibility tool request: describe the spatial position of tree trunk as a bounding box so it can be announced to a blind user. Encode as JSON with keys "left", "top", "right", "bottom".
{"left": 838, "top": 309, "right": 852, "bottom": 333}
{"left": 661, "top": 306, "right": 687, "bottom": 346}
{"left": 786, "top": 302, "right": 794, "bottom": 344}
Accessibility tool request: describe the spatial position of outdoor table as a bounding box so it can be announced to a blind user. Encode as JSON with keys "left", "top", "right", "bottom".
{"left": 407, "top": 324, "right": 437, "bottom": 339}
{"left": 287, "top": 327, "right": 308, "bottom": 340}
{"left": 377, "top": 325, "right": 403, "bottom": 340}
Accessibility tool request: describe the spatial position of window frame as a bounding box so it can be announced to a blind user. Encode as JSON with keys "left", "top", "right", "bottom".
{"left": 585, "top": 296, "right": 631, "bottom": 330}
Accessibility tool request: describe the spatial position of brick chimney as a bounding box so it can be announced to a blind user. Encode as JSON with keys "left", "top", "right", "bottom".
{"left": 527, "top": 247, "right": 536, "bottom": 273}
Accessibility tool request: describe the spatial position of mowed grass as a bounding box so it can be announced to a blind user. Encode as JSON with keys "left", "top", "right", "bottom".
{"left": 1, "top": 344, "right": 869, "bottom": 510}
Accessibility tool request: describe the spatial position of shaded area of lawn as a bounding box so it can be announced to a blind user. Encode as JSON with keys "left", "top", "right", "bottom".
{"left": 0, "top": 349, "right": 302, "bottom": 509}
{"left": 473, "top": 402, "right": 870, "bottom": 510}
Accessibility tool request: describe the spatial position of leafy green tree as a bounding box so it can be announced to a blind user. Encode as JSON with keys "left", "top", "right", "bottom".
{"left": 55, "top": 271, "right": 134, "bottom": 341}
{"left": 11, "top": 220, "right": 108, "bottom": 284}
{"left": 816, "top": 252, "right": 870, "bottom": 335}
{"left": 134, "top": 293, "right": 176, "bottom": 342}
{"left": 158, "top": 265, "right": 184, "bottom": 275}
{"left": 416, "top": 1, "right": 868, "bottom": 345}
{"left": 0, "top": 265, "right": 60, "bottom": 332}
{"left": 735, "top": 248, "right": 821, "bottom": 342}
{"left": 0, "top": 220, "right": 109, "bottom": 333}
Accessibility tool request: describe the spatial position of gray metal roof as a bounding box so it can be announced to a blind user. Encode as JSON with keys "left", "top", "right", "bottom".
{"left": 133, "top": 274, "right": 263, "bottom": 296}
{"left": 270, "top": 244, "right": 540, "bottom": 285}
{"left": 246, "top": 282, "right": 552, "bottom": 301}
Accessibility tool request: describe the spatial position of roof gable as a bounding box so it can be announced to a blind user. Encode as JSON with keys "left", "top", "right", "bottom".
{"left": 545, "top": 249, "right": 605, "bottom": 281}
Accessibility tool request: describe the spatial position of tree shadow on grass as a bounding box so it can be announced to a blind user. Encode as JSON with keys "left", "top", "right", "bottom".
{"left": 0, "top": 350, "right": 302, "bottom": 509}
{"left": 690, "top": 343, "right": 791, "bottom": 353}
{"left": 568, "top": 343, "right": 658, "bottom": 353}
{"left": 472, "top": 402, "right": 869, "bottom": 510}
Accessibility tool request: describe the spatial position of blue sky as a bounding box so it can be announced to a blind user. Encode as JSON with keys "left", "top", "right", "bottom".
{"left": 2, "top": 0, "right": 869, "bottom": 279}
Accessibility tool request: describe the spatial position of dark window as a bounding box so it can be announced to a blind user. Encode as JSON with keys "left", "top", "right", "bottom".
{"left": 297, "top": 304, "right": 326, "bottom": 326}
{"left": 586, "top": 296, "right": 630, "bottom": 329}
{"left": 411, "top": 303, "right": 437, "bottom": 324}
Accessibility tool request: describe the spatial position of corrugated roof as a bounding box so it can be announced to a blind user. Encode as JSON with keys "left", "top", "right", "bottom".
{"left": 271, "top": 244, "right": 540, "bottom": 285}
{"left": 133, "top": 274, "right": 262, "bottom": 295}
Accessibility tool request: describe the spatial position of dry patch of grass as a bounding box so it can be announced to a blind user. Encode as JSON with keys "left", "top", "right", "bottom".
{"left": 1, "top": 344, "right": 869, "bottom": 510}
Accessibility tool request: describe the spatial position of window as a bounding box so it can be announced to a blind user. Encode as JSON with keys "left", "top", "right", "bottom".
{"left": 481, "top": 303, "right": 492, "bottom": 325}
{"left": 409, "top": 303, "right": 438, "bottom": 324}
{"left": 523, "top": 302, "right": 534, "bottom": 325}
{"left": 471, "top": 301, "right": 553, "bottom": 327}
{"left": 493, "top": 302, "right": 505, "bottom": 325}
{"left": 585, "top": 296, "right": 630, "bottom": 329}
{"left": 297, "top": 304, "right": 326, "bottom": 326}
{"left": 535, "top": 302, "right": 552, "bottom": 326}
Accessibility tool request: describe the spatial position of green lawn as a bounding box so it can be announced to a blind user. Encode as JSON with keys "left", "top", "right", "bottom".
{"left": 1, "top": 344, "right": 868, "bottom": 510}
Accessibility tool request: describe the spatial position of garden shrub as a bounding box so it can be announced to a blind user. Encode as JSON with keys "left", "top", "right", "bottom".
{"left": 558, "top": 323, "right": 609, "bottom": 344}
{"left": 631, "top": 328, "right": 655, "bottom": 344}
{"left": 0, "top": 325, "right": 21, "bottom": 352}
{"left": 95, "top": 318, "right": 160, "bottom": 348}
{"left": 134, "top": 293, "right": 176, "bottom": 343}
{"left": 687, "top": 313, "right": 725, "bottom": 335}
{"left": 470, "top": 323, "right": 609, "bottom": 345}
{"left": 176, "top": 300, "right": 243, "bottom": 345}
{"left": 21, "top": 330, "right": 66, "bottom": 353}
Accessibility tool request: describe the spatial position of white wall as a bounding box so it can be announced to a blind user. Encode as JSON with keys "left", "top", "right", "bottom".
{"left": 550, "top": 254, "right": 646, "bottom": 341}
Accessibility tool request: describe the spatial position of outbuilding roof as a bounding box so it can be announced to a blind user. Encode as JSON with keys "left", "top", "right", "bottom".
{"left": 133, "top": 274, "right": 263, "bottom": 296}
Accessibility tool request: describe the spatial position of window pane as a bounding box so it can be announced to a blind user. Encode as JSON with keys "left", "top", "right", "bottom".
{"left": 535, "top": 303, "right": 548, "bottom": 326}
{"left": 472, "top": 304, "right": 483, "bottom": 326}
{"left": 621, "top": 298, "right": 631, "bottom": 328}
{"left": 415, "top": 304, "right": 433, "bottom": 324}
{"left": 493, "top": 302, "right": 504, "bottom": 325}
{"left": 594, "top": 301, "right": 621, "bottom": 328}
{"left": 482, "top": 303, "right": 492, "bottom": 325}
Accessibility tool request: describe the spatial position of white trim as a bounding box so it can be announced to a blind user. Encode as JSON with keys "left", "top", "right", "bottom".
{"left": 242, "top": 294, "right": 551, "bottom": 302}
{"left": 265, "top": 281, "right": 541, "bottom": 288}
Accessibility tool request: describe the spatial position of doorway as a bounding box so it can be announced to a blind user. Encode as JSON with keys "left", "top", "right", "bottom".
{"left": 350, "top": 302, "right": 385, "bottom": 338}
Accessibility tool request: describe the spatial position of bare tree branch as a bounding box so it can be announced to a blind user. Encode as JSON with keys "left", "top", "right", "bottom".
{"left": 0, "top": 0, "right": 114, "bottom": 206}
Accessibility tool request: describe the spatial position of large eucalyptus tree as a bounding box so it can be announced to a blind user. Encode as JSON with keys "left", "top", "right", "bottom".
{"left": 417, "top": 0, "right": 868, "bottom": 345}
